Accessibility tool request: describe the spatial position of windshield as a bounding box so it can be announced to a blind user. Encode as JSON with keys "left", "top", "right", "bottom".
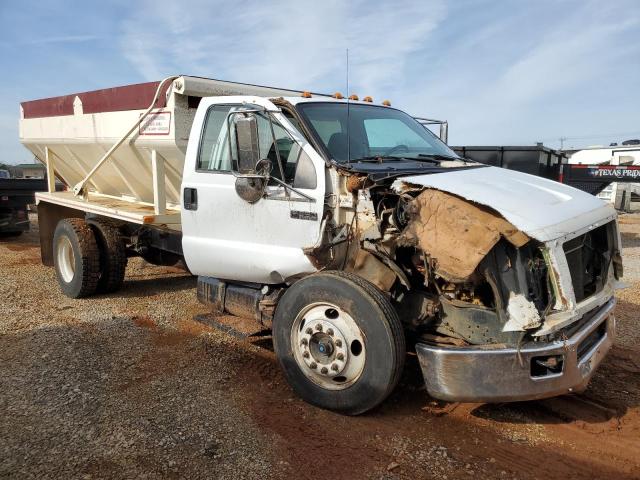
{"left": 296, "top": 102, "right": 459, "bottom": 162}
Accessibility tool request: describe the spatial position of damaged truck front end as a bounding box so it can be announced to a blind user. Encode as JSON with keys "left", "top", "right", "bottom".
{"left": 342, "top": 167, "right": 620, "bottom": 402}
{"left": 297, "top": 100, "right": 622, "bottom": 403}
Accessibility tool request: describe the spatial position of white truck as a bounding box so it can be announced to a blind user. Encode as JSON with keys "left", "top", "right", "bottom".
{"left": 19, "top": 76, "right": 622, "bottom": 414}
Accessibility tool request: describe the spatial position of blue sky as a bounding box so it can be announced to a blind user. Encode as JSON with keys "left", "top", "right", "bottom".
{"left": 1, "top": 0, "right": 639, "bottom": 164}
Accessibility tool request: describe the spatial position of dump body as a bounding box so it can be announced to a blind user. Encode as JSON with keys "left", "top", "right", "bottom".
{"left": 19, "top": 76, "right": 324, "bottom": 224}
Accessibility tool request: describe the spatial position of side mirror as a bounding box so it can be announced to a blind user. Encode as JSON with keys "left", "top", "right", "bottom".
{"left": 235, "top": 115, "right": 260, "bottom": 173}
{"left": 234, "top": 159, "right": 272, "bottom": 204}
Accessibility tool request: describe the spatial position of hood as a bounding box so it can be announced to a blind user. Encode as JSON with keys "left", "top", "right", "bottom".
{"left": 393, "top": 166, "right": 616, "bottom": 241}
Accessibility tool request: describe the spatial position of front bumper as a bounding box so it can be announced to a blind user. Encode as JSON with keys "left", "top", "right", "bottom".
{"left": 416, "top": 297, "right": 616, "bottom": 402}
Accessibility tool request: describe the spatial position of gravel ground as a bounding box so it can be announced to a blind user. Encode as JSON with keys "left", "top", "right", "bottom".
{"left": 1, "top": 214, "right": 639, "bottom": 479}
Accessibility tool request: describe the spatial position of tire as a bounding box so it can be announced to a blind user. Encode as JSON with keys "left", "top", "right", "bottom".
{"left": 53, "top": 218, "right": 100, "bottom": 298}
{"left": 273, "top": 271, "right": 405, "bottom": 415}
{"left": 88, "top": 218, "right": 127, "bottom": 294}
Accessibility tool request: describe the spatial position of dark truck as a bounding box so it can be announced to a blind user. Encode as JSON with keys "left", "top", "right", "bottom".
{"left": 0, "top": 174, "right": 47, "bottom": 236}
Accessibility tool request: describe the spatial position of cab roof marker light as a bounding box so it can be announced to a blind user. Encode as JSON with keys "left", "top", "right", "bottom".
{"left": 333, "top": 92, "right": 344, "bottom": 99}
{"left": 301, "top": 91, "right": 312, "bottom": 98}
{"left": 363, "top": 96, "right": 373, "bottom": 103}
{"left": 348, "top": 94, "right": 359, "bottom": 101}
{"left": 382, "top": 100, "right": 391, "bottom": 106}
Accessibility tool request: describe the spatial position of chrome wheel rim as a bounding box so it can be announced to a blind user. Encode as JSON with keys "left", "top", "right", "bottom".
{"left": 291, "top": 302, "right": 366, "bottom": 390}
{"left": 56, "top": 236, "right": 75, "bottom": 283}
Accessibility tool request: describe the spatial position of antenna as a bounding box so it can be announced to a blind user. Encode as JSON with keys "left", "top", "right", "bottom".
{"left": 346, "top": 48, "right": 351, "bottom": 164}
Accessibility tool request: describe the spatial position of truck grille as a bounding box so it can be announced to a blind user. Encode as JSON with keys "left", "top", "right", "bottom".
{"left": 577, "top": 320, "right": 607, "bottom": 361}
{"left": 563, "top": 222, "right": 613, "bottom": 302}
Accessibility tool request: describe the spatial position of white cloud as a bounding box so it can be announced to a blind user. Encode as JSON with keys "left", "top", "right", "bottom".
{"left": 119, "top": 0, "right": 447, "bottom": 96}
{"left": 402, "top": 1, "right": 640, "bottom": 147}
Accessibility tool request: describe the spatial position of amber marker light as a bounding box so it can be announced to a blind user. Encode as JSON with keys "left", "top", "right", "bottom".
{"left": 348, "top": 94, "right": 359, "bottom": 100}
{"left": 363, "top": 96, "right": 373, "bottom": 102}
{"left": 333, "top": 92, "right": 344, "bottom": 99}
{"left": 301, "top": 91, "right": 312, "bottom": 98}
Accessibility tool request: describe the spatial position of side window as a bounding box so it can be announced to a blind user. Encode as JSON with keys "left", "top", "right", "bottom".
{"left": 197, "top": 104, "right": 316, "bottom": 189}
{"left": 262, "top": 120, "right": 298, "bottom": 185}
{"left": 293, "top": 150, "right": 317, "bottom": 189}
{"left": 308, "top": 118, "right": 343, "bottom": 145}
{"left": 197, "top": 105, "right": 234, "bottom": 171}
{"left": 271, "top": 110, "right": 317, "bottom": 189}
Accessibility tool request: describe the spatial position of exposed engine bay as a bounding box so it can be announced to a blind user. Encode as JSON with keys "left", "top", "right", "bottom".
{"left": 306, "top": 170, "right": 619, "bottom": 349}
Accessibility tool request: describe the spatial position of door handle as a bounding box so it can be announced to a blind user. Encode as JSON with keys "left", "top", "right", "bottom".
{"left": 184, "top": 188, "right": 198, "bottom": 210}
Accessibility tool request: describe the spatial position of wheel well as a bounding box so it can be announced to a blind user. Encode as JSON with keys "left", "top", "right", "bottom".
{"left": 38, "top": 202, "right": 84, "bottom": 266}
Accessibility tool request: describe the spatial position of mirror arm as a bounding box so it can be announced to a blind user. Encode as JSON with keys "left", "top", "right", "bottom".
{"left": 231, "top": 171, "right": 314, "bottom": 202}
{"left": 268, "top": 176, "right": 315, "bottom": 202}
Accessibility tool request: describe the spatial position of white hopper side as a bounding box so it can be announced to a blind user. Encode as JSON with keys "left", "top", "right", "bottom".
{"left": 19, "top": 75, "right": 325, "bottom": 211}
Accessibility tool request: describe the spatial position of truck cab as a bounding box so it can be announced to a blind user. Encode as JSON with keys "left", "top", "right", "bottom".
{"left": 20, "top": 77, "right": 622, "bottom": 414}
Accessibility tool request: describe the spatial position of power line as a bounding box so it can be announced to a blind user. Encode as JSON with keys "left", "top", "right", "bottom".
{"left": 538, "top": 130, "right": 640, "bottom": 143}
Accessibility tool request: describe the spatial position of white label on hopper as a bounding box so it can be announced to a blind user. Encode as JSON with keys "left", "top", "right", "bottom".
{"left": 139, "top": 111, "right": 171, "bottom": 135}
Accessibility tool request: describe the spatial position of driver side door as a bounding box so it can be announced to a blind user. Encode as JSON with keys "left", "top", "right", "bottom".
{"left": 181, "top": 96, "right": 325, "bottom": 284}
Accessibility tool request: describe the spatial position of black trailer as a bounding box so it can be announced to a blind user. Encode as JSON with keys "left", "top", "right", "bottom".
{"left": 452, "top": 145, "right": 565, "bottom": 180}
{"left": 0, "top": 178, "right": 47, "bottom": 236}
{"left": 452, "top": 145, "right": 639, "bottom": 196}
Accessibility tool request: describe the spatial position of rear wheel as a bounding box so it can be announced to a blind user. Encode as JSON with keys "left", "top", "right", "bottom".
{"left": 53, "top": 218, "right": 100, "bottom": 298}
{"left": 88, "top": 218, "right": 127, "bottom": 293}
{"left": 273, "top": 271, "right": 405, "bottom": 415}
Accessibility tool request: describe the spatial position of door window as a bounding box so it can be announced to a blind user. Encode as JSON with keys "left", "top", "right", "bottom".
{"left": 196, "top": 104, "right": 316, "bottom": 189}
{"left": 197, "top": 105, "right": 236, "bottom": 171}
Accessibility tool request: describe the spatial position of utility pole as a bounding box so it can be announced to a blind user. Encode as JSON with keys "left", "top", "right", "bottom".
{"left": 559, "top": 136, "right": 567, "bottom": 150}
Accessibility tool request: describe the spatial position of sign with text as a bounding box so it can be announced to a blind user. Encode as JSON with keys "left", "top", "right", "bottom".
{"left": 139, "top": 111, "right": 171, "bottom": 136}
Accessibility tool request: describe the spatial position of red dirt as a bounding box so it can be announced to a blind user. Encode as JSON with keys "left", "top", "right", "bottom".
{"left": 232, "top": 338, "right": 640, "bottom": 479}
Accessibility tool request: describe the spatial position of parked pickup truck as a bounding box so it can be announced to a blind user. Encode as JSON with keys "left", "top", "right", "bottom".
{"left": 0, "top": 174, "right": 47, "bottom": 236}
{"left": 19, "top": 76, "right": 622, "bottom": 414}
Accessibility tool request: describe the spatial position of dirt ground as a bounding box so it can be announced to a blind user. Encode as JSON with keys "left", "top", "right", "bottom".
{"left": 1, "top": 214, "right": 639, "bottom": 480}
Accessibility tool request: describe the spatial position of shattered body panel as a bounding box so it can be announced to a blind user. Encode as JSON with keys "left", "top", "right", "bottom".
{"left": 399, "top": 189, "right": 529, "bottom": 282}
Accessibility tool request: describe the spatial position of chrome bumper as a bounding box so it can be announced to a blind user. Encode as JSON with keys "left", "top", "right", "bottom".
{"left": 416, "top": 298, "right": 616, "bottom": 403}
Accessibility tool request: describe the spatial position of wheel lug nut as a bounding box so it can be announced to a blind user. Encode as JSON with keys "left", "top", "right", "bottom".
{"left": 315, "top": 324, "right": 323, "bottom": 331}
{"left": 327, "top": 328, "right": 334, "bottom": 336}
{"left": 336, "top": 353, "right": 344, "bottom": 361}
{"left": 303, "top": 351, "right": 310, "bottom": 358}
{"left": 300, "top": 338, "right": 308, "bottom": 346}
{"left": 331, "top": 363, "right": 339, "bottom": 371}
{"left": 320, "top": 367, "right": 328, "bottom": 374}
{"left": 335, "top": 339, "right": 342, "bottom": 347}
{"left": 305, "top": 327, "right": 312, "bottom": 334}
{"left": 310, "top": 362, "right": 317, "bottom": 369}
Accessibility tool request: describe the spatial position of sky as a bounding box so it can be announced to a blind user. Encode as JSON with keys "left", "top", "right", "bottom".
{"left": 1, "top": 0, "right": 639, "bottom": 165}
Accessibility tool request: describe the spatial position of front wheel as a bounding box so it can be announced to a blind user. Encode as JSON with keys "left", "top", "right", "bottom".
{"left": 273, "top": 271, "right": 405, "bottom": 415}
